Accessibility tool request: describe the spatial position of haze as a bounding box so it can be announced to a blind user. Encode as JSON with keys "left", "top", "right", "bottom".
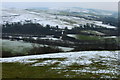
{"left": 2, "top": 2, "right": 118, "bottom": 12}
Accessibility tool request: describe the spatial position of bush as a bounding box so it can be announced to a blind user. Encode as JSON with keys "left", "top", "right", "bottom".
{"left": 2, "top": 51, "right": 27, "bottom": 58}
{"left": 28, "top": 44, "right": 63, "bottom": 55}
{"left": 2, "top": 44, "right": 63, "bottom": 57}
{"left": 2, "top": 51, "right": 14, "bottom": 57}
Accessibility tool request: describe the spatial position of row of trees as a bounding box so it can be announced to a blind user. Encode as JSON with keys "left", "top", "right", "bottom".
{"left": 2, "top": 21, "right": 119, "bottom": 37}
{"left": 2, "top": 22, "right": 61, "bottom": 35}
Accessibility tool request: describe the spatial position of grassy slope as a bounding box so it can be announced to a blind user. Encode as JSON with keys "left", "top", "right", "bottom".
{"left": 2, "top": 62, "right": 64, "bottom": 78}
{"left": 2, "top": 56, "right": 118, "bottom": 78}
{"left": 2, "top": 62, "right": 95, "bottom": 78}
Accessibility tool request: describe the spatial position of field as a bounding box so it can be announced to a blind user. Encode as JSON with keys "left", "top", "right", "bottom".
{"left": 1, "top": 51, "right": 119, "bottom": 78}
{"left": 67, "top": 34, "right": 102, "bottom": 41}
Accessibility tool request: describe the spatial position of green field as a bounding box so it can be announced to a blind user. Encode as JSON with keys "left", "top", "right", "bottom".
{"left": 67, "top": 34, "right": 102, "bottom": 41}
{"left": 76, "top": 35, "right": 101, "bottom": 41}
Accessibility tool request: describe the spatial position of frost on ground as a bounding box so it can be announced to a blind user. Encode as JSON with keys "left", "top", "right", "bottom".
{"left": 1, "top": 51, "right": 119, "bottom": 78}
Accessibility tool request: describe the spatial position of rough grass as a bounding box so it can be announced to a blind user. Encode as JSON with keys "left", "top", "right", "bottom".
{"left": 2, "top": 62, "right": 64, "bottom": 78}
{"left": 27, "top": 58, "right": 66, "bottom": 66}
{"left": 2, "top": 56, "right": 119, "bottom": 78}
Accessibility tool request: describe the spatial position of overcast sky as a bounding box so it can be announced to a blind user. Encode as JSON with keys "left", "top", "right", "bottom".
{"left": 2, "top": 1, "right": 118, "bottom": 12}
{"left": 2, "top": 0, "right": 119, "bottom": 2}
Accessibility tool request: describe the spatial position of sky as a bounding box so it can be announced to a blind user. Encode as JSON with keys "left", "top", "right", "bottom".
{"left": 1, "top": 0, "right": 120, "bottom": 2}
{"left": 1, "top": 0, "right": 119, "bottom": 12}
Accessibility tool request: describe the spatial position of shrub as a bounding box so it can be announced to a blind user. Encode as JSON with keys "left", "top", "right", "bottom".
{"left": 28, "top": 44, "right": 63, "bottom": 55}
